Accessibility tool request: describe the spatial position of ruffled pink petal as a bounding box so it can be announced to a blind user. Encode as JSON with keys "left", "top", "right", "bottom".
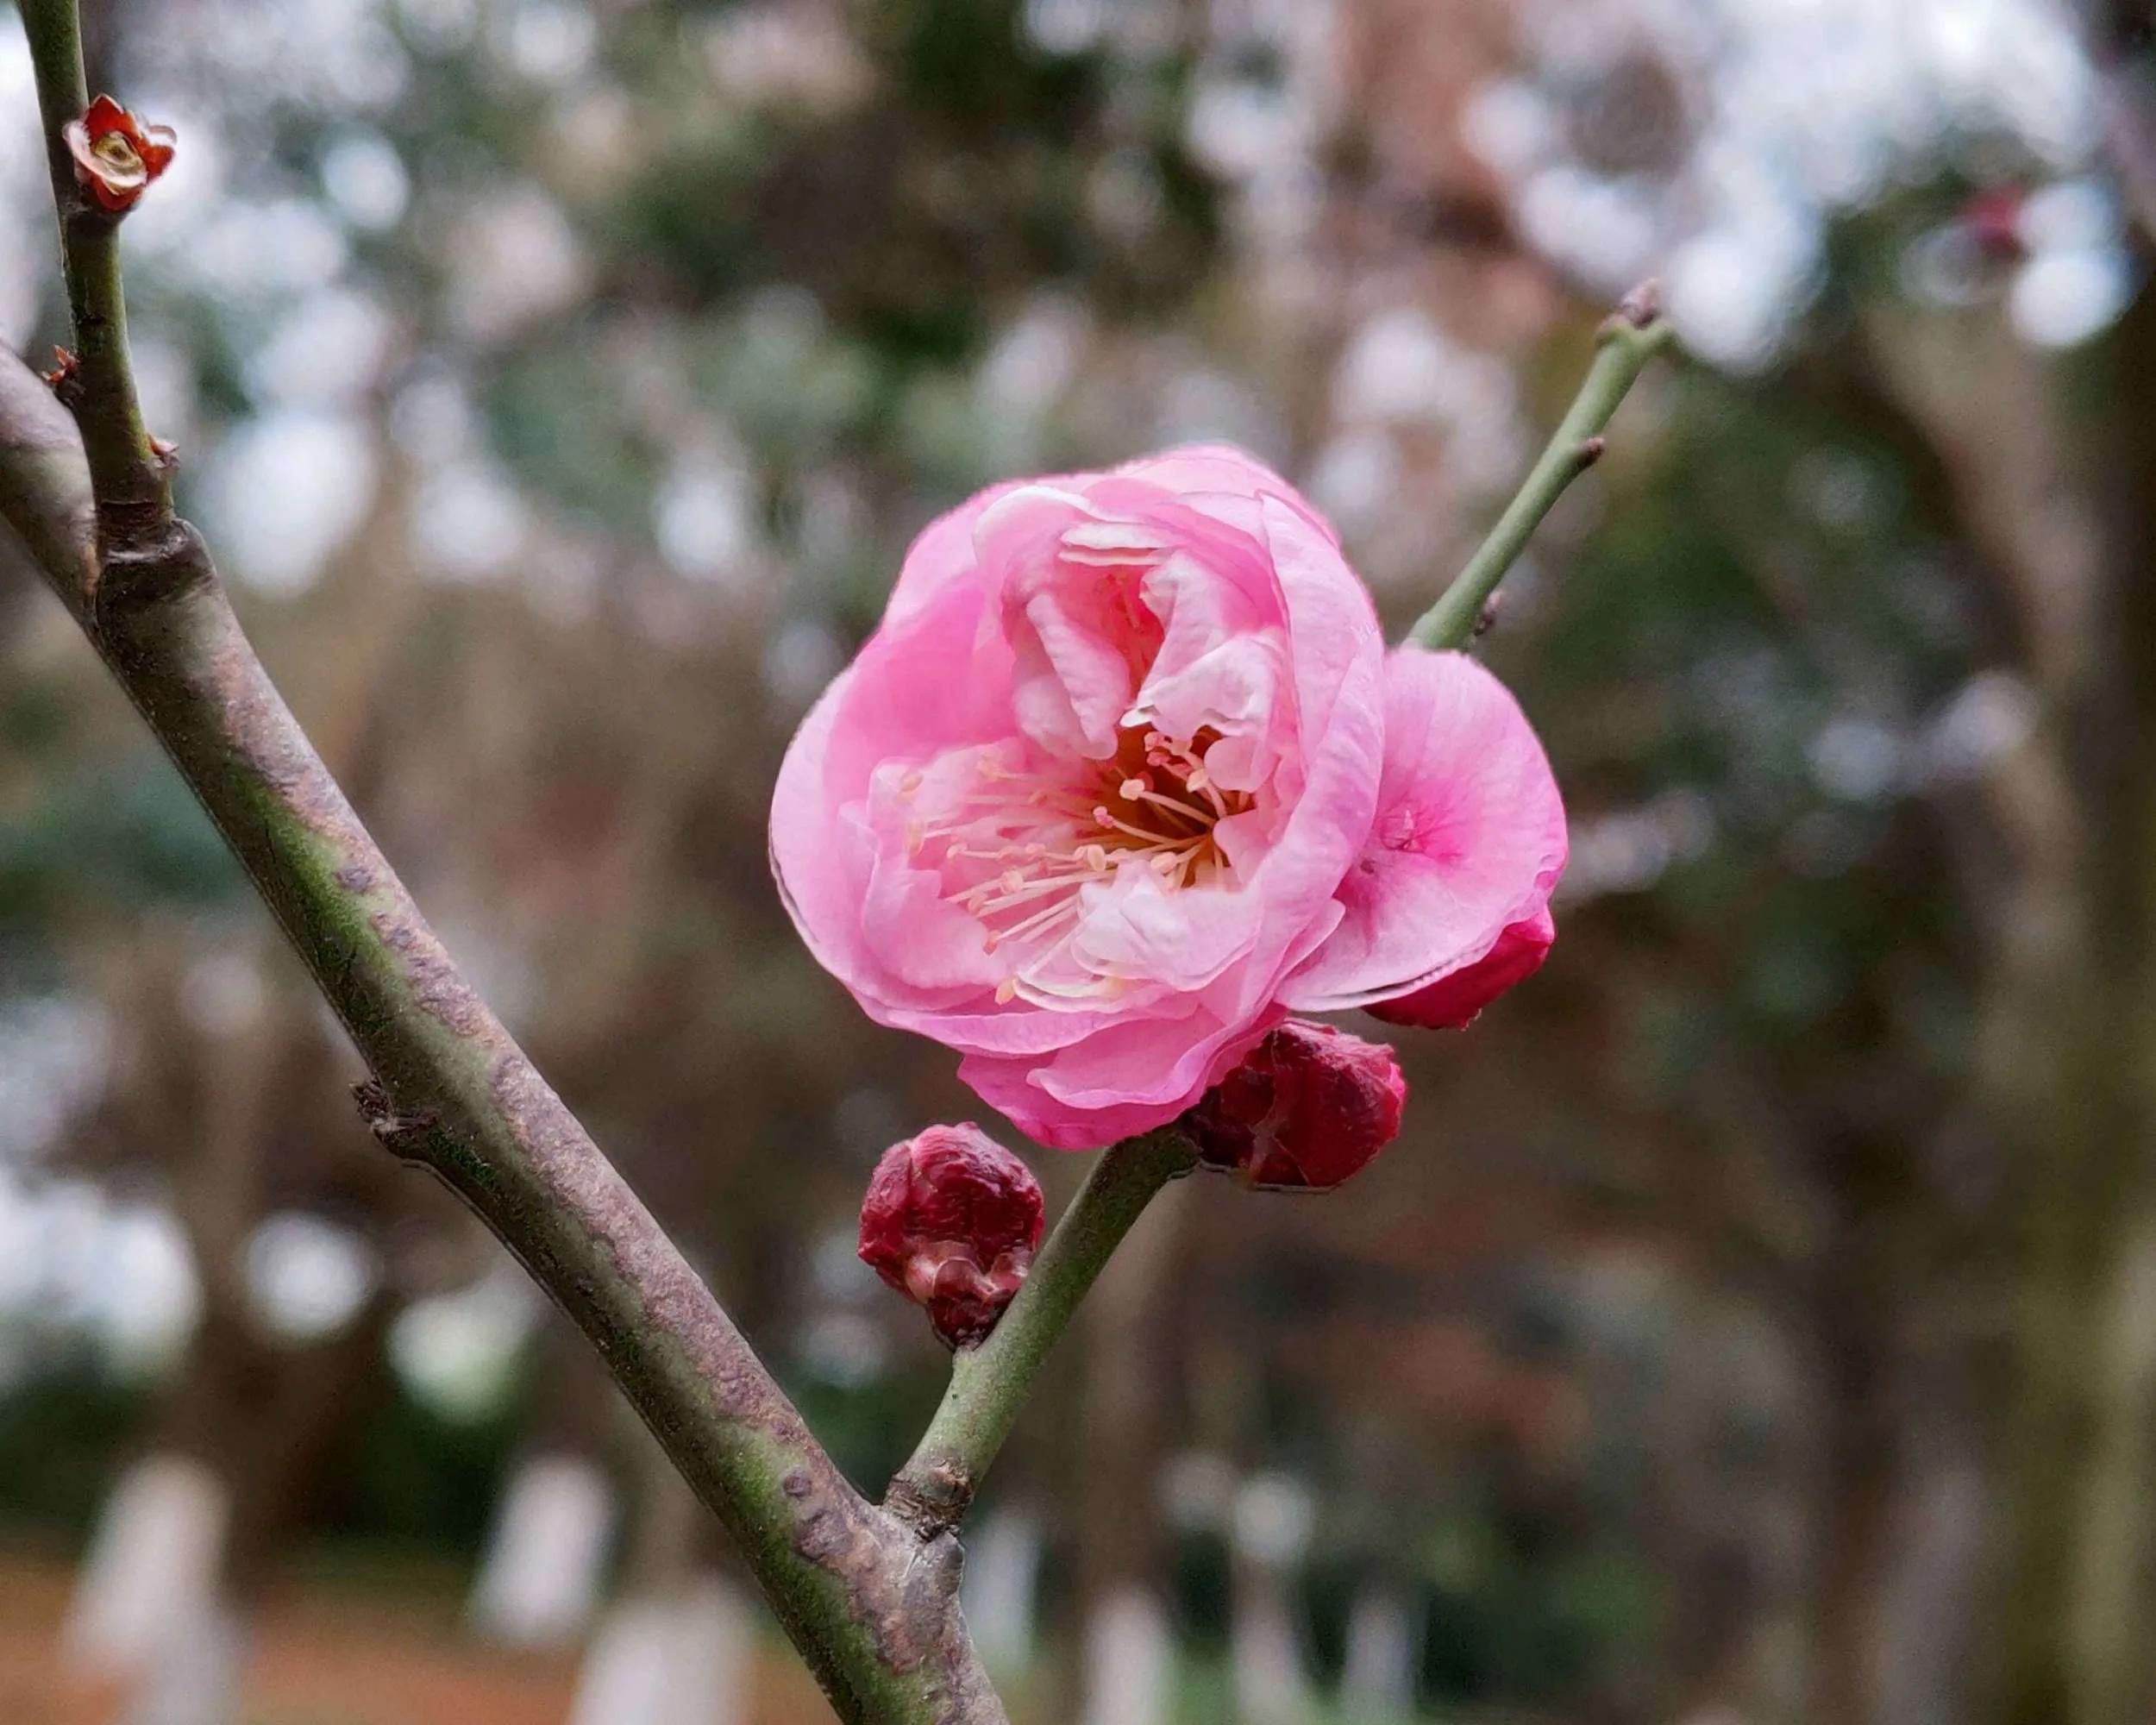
{"left": 884, "top": 478, "right": 1037, "bottom": 627}
{"left": 1282, "top": 646, "right": 1564, "bottom": 1013}
{"left": 962, "top": 1006, "right": 1279, "bottom": 1150}
{"left": 1068, "top": 863, "right": 1266, "bottom": 994}
{"left": 977, "top": 486, "right": 1166, "bottom": 758}
{"left": 772, "top": 576, "right": 1016, "bottom": 1018}
{"left": 1108, "top": 445, "right": 1342, "bottom": 548}
{"left": 1366, "top": 906, "right": 1556, "bottom": 1029}
{"left": 1222, "top": 497, "right": 1387, "bottom": 990}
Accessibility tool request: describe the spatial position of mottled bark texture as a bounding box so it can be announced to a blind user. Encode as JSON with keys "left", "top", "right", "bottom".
{"left": 0, "top": 13, "right": 1004, "bottom": 1698}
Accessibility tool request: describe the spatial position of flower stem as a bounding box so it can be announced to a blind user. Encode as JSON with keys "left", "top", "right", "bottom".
{"left": 887, "top": 1128, "right": 1199, "bottom": 1537}
{"left": 1407, "top": 282, "right": 1671, "bottom": 653}
{"left": 21, "top": 0, "right": 169, "bottom": 548}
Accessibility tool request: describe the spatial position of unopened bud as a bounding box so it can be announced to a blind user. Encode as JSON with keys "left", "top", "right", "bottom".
{"left": 1963, "top": 187, "right": 2027, "bottom": 262}
{"left": 858, "top": 1124, "right": 1044, "bottom": 1348}
{"left": 1182, "top": 1020, "right": 1407, "bottom": 1192}
{"left": 65, "top": 95, "right": 176, "bottom": 215}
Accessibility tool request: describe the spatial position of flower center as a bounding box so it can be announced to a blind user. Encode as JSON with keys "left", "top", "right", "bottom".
{"left": 90, "top": 132, "right": 146, "bottom": 183}
{"left": 903, "top": 724, "right": 1250, "bottom": 1003}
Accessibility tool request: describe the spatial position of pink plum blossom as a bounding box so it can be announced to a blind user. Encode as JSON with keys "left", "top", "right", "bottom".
{"left": 771, "top": 446, "right": 1565, "bottom": 1149}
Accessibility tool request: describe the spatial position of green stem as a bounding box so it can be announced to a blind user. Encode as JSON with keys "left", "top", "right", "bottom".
{"left": 21, "top": 0, "right": 167, "bottom": 545}
{"left": 887, "top": 1129, "right": 1200, "bottom": 1536}
{"left": 1407, "top": 284, "right": 1671, "bottom": 652}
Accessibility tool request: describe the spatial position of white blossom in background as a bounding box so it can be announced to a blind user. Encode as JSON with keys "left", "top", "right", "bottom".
{"left": 797, "top": 1312, "right": 887, "bottom": 1388}
{"left": 64, "top": 1454, "right": 229, "bottom": 1677}
{"left": 762, "top": 618, "right": 844, "bottom": 712}
{"left": 1307, "top": 428, "right": 1407, "bottom": 541}
{"left": 962, "top": 1507, "right": 1044, "bottom": 1668}
{"left": 1808, "top": 714, "right": 1906, "bottom": 804}
{"left": 0, "top": 34, "right": 44, "bottom": 344}
{"left": 1479, "top": 0, "right": 2107, "bottom": 367}
{"left": 569, "top": 1577, "right": 752, "bottom": 1725}
{"left": 127, "top": 339, "right": 202, "bottom": 461}
{"left": 398, "top": 0, "right": 481, "bottom": 59}
{"left": 705, "top": 3, "right": 876, "bottom": 117}
{"left": 1079, "top": 1588, "right": 1173, "bottom": 1725}
{"left": 447, "top": 184, "right": 589, "bottom": 346}
{"left": 320, "top": 128, "right": 411, "bottom": 232}
{"left": 493, "top": 0, "right": 599, "bottom": 88}
{"left": 250, "top": 288, "right": 395, "bottom": 407}
{"left": 1920, "top": 671, "right": 2038, "bottom": 787}
{"left": 0, "top": 1177, "right": 198, "bottom": 1368}
{"left": 412, "top": 457, "right": 529, "bottom": 583}
{"left": 245, "top": 1212, "right": 381, "bottom": 1341}
{"left": 199, "top": 409, "right": 378, "bottom": 593}
{"left": 179, "top": 947, "right": 268, "bottom": 1038}
{"left": 2009, "top": 183, "right": 2136, "bottom": 348}
{"left": 655, "top": 442, "right": 761, "bottom": 589}
{"left": 169, "top": 195, "right": 351, "bottom": 301}
{"left": 1332, "top": 307, "right": 1527, "bottom": 488}
{"left": 977, "top": 295, "right": 1088, "bottom": 423}
{"left": 1155, "top": 362, "right": 1279, "bottom": 456}
{"left": 0, "top": 997, "right": 110, "bottom": 1162}
{"left": 1561, "top": 791, "right": 1718, "bottom": 900}
{"left": 391, "top": 1267, "right": 543, "bottom": 1421}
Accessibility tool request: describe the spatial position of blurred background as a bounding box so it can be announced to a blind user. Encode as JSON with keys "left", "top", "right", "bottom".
{"left": 0, "top": 0, "right": 2150, "bottom": 1722}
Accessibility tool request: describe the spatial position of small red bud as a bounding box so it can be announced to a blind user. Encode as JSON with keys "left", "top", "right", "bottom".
{"left": 1963, "top": 187, "right": 2026, "bottom": 263}
{"left": 1181, "top": 1020, "right": 1407, "bottom": 1192}
{"left": 65, "top": 94, "right": 177, "bottom": 215}
{"left": 858, "top": 1124, "right": 1044, "bottom": 1348}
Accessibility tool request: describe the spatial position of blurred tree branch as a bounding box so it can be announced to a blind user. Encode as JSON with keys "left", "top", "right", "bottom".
{"left": 2078, "top": 0, "right": 2156, "bottom": 242}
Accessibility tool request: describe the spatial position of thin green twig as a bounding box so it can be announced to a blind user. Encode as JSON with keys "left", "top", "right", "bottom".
{"left": 20, "top": 0, "right": 167, "bottom": 544}
{"left": 1407, "top": 282, "right": 1671, "bottom": 652}
{"left": 887, "top": 1129, "right": 1199, "bottom": 1536}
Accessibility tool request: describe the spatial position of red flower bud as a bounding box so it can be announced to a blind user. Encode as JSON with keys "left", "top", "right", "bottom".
{"left": 65, "top": 95, "right": 177, "bottom": 215}
{"left": 1963, "top": 187, "right": 2027, "bottom": 263}
{"left": 1182, "top": 1020, "right": 1407, "bottom": 1192}
{"left": 1366, "top": 907, "right": 1555, "bottom": 1030}
{"left": 858, "top": 1124, "right": 1044, "bottom": 1347}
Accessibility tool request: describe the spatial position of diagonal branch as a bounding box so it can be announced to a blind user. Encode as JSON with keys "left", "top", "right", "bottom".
{"left": 0, "top": 349, "right": 1000, "bottom": 1725}
{"left": 1407, "top": 281, "right": 1670, "bottom": 652}
{"left": 3, "top": 10, "right": 1001, "bottom": 1720}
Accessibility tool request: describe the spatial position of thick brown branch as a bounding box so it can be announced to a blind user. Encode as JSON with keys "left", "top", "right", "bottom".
{"left": 0, "top": 342, "right": 1001, "bottom": 1723}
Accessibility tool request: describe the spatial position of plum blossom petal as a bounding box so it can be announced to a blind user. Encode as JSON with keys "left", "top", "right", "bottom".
{"left": 1281, "top": 645, "right": 1564, "bottom": 1016}
{"left": 1367, "top": 906, "right": 1556, "bottom": 1029}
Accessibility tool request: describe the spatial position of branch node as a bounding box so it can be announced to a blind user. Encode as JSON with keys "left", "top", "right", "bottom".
{"left": 89, "top": 513, "right": 211, "bottom": 615}
{"left": 352, "top": 1079, "right": 441, "bottom": 1162}
{"left": 1616, "top": 277, "right": 1663, "bottom": 329}
{"left": 885, "top": 1463, "right": 974, "bottom": 1541}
